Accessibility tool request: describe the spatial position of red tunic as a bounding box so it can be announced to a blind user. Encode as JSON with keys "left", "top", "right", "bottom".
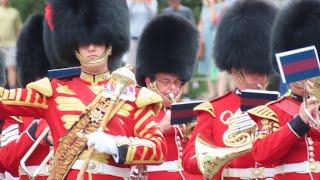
{"left": 0, "top": 116, "right": 23, "bottom": 177}
{"left": 0, "top": 117, "right": 50, "bottom": 180}
{"left": 0, "top": 73, "right": 167, "bottom": 180}
{"left": 183, "top": 91, "right": 268, "bottom": 180}
{"left": 19, "top": 118, "right": 50, "bottom": 180}
{"left": 147, "top": 109, "right": 202, "bottom": 179}
{"left": 248, "top": 95, "right": 320, "bottom": 180}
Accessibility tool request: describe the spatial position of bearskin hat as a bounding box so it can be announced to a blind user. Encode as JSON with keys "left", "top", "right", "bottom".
{"left": 135, "top": 14, "right": 199, "bottom": 87}
{"left": 16, "top": 14, "right": 51, "bottom": 87}
{"left": 43, "top": 0, "right": 130, "bottom": 69}
{"left": 0, "top": 52, "right": 5, "bottom": 87}
{"left": 214, "top": 0, "right": 277, "bottom": 74}
{"left": 271, "top": 0, "right": 320, "bottom": 72}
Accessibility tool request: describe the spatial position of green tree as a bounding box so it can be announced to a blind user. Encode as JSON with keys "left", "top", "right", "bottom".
{"left": 11, "top": 0, "right": 202, "bottom": 23}
{"left": 158, "top": 0, "right": 202, "bottom": 22}
{"left": 11, "top": 0, "right": 46, "bottom": 22}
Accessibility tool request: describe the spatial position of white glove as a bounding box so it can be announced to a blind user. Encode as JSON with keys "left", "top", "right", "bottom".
{"left": 87, "top": 131, "right": 118, "bottom": 156}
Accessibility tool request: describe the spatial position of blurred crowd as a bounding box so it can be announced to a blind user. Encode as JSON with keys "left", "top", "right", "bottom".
{"left": 0, "top": 0, "right": 287, "bottom": 100}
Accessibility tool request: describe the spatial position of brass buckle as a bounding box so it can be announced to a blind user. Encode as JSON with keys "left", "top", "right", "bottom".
{"left": 251, "top": 167, "right": 265, "bottom": 178}
{"left": 309, "top": 162, "right": 320, "bottom": 173}
{"left": 87, "top": 161, "right": 98, "bottom": 173}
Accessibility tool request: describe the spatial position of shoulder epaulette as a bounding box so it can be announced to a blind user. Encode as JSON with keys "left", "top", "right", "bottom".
{"left": 135, "top": 87, "right": 163, "bottom": 114}
{"left": 26, "top": 77, "right": 53, "bottom": 97}
{"left": 247, "top": 105, "right": 278, "bottom": 122}
{"left": 194, "top": 101, "right": 215, "bottom": 118}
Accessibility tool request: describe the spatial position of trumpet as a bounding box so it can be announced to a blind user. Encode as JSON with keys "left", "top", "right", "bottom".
{"left": 20, "top": 127, "right": 54, "bottom": 179}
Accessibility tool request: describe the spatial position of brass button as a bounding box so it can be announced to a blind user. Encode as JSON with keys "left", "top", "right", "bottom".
{"left": 88, "top": 162, "right": 96, "bottom": 170}
{"left": 309, "top": 146, "right": 315, "bottom": 152}
{"left": 310, "top": 152, "right": 315, "bottom": 158}
{"left": 178, "top": 147, "right": 183, "bottom": 152}
{"left": 308, "top": 140, "right": 314, "bottom": 146}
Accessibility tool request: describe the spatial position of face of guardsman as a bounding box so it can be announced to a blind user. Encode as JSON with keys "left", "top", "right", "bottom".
{"left": 78, "top": 44, "right": 108, "bottom": 75}
{"left": 231, "top": 68, "right": 269, "bottom": 90}
{"left": 145, "top": 73, "right": 182, "bottom": 107}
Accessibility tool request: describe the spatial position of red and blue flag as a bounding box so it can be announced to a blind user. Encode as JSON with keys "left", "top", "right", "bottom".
{"left": 276, "top": 46, "right": 320, "bottom": 83}
{"left": 240, "top": 89, "right": 279, "bottom": 111}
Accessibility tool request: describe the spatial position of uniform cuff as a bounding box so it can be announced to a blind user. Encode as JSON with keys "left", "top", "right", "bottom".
{"left": 116, "top": 145, "right": 128, "bottom": 164}
{"left": 288, "top": 116, "right": 310, "bottom": 138}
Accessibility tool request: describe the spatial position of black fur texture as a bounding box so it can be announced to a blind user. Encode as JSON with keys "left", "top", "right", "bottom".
{"left": 0, "top": 51, "right": 5, "bottom": 86}
{"left": 136, "top": 14, "right": 199, "bottom": 86}
{"left": 16, "top": 13, "right": 51, "bottom": 87}
{"left": 214, "top": 0, "right": 277, "bottom": 74}
{"left": 44, "top": 0, "right": 129, "bottom": 68}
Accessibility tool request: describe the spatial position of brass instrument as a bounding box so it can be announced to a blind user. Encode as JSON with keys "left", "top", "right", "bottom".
{"left": 77, "top": 67, "right": 136, "bottom": 180}
{"left": 303, "top": 78, "right": 320, "bottom": 129}
{"left": 168, "top": 93, "right": 176, "bottom": 103}
{"left": 20, "top": 127, "right": 54, "bottom": 179}
{"left": 222, "top": 112, "right": 257, "bottom": 147}
{"left": 150, "top": 82, "right": 182, "bottom": 104}
{"left": 195, "top": 111, "right": 257, "bottom": 179}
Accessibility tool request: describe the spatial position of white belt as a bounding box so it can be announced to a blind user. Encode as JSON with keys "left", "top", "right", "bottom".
{"left": 147, "top": 160, "right": 181, "bottom": 172}
{"left": 19, "top": 165, "right": 50, "bottom": 176}
{"left": 222, "top": 167, "right": 275, "bottom": 179}
{"left": 71, "top": 160, "right": 130, "bottom": 178}
{"left": 0, "top": 173, "right": 4, "bottom": 179}
{"left": 222, "top": 161, "right": 320, "bottom": 179}
{"left": 274, "top": 161, "right": 320, "bottom": 174}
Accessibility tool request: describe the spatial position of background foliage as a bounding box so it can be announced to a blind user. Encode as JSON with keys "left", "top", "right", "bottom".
{"left": 10, "top": 0, "right": 283, "bottom": 99}
{"left": 11, "top": 0, "right": 46, "bottom": 22}
{"left": 11, "top": 0, "right": 202, "bottom": 22}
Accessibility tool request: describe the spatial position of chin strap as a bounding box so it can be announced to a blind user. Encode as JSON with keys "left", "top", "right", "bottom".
{"left": 236, "top": 69, "right": 268, "bottom": 89}
{"left": 149, "top": 81, "right": 183, "bottom": 103}
{"left": 75, "top": 46, "right": 112, "bottom": 65}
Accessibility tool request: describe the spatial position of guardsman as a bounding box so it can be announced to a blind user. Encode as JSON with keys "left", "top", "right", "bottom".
{"left": 0, "top": 0, "right": 167, "bottom": 179}
{"left": 135, "top": 14, "right": 202, "bottom": 179}
{"left": 248, "top": 0, "right": 320, "bottom": 179}
{"left": 182, "top": 0, "right": 277, "bottom": 179}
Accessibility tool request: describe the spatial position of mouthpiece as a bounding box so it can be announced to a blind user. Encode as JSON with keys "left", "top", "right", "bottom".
{"left": 168, "top": 93, "right": 176, "bottom": 103}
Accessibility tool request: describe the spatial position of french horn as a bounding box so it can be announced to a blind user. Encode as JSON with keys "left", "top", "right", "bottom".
{"left": 195, "top": 111, "right": 257, "bottom": 179}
